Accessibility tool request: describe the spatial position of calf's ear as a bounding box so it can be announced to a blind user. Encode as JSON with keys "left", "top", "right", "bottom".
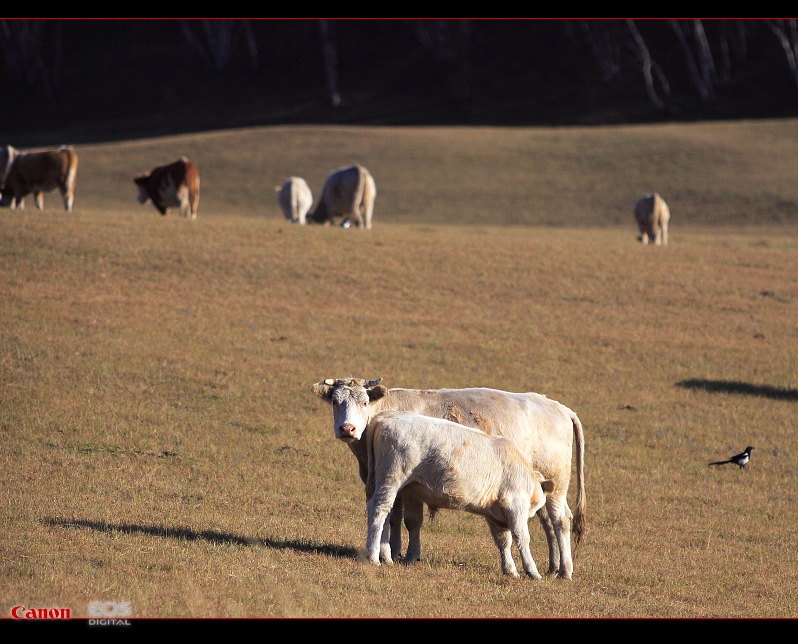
{"left": 311, "top": 381, "right": 334, "bottom": 401}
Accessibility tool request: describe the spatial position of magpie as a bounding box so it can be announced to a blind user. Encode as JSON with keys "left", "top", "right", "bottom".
{"left": 708, "top": 446, "right": 754, "bottom": 469}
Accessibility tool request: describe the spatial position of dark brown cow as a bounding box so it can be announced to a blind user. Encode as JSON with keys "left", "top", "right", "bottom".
{"left": 134, "top": 157, "right": 200, "bottom": 219}
{"left": 0, "top": 145, "right": 79, "bottom": 212}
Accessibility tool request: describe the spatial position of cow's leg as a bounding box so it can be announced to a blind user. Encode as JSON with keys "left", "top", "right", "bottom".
{"left": 388, "top": 494, "right": 404, "bottom": 561}
{"left": 60, "top": 186, "right": 73, "bottom": 212}
{"left": 400, "top": 492, "right": 424, "bottom": 563}
{"left": 179, "top": 190, "right": 190, "bottom": 218}
{"left": 366, "top": 483, "right": 400, "bottom": 565}
{"left": 546, "top": 494, "right": 574, "bottom": 579}
{"left": 485, "top": 518, "right": 519, "bottom": 577}
{"left": 508, "top": 509, "right": 542, "bottom": 580}
{"left": 536, "top": 505, "right": 561, "bottom": 576}
{"left": 34, "top": 192, "right": 44, "bottom": 210}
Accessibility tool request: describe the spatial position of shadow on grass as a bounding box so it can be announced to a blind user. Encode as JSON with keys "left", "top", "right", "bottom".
{"left": 676, "top": 379, "right": 798, "bottom": 401}
{"left": 43, "top": 517, "right": 359, "bottom": 559}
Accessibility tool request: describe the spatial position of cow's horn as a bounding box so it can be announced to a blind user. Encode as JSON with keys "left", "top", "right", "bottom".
{"left": 365, "top": 378, "right": 383, "bottom": 387}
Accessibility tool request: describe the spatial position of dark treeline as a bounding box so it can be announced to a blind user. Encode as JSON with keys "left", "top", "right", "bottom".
{"left": 1, "top": 19, "right": 797, "bottom": 145}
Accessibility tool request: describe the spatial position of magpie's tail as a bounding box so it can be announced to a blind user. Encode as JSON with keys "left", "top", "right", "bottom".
{"left": 708, "top": 459, "right": 731, "bottom": 466}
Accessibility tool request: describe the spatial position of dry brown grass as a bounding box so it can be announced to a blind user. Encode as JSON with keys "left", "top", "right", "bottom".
{"left": 1, "top": 121, "right": 798, "bottom": 619}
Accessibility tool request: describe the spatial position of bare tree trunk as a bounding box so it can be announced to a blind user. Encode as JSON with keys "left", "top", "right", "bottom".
{"left": 0, "top": 20, "right": 63, "bottom": 100}
{"left": 764, "top": 20, "right": 798, "bottom": 88}
{"left": 626, "top": 20, "right": 670, "bottom": 109}
{"left": 242, "top": 20, "right": 259, "bottom": 71}
{"left": 670, "top": 19, "right": 717, "bottom": 103}
{"left": 318, "top": 20, "right": 341, "bottom": 107}
{"left": 716, "top": 21, "right": 749, "bottom": 83}
{"left": 178, "top": 20, "right": 259, "bottom": 72}
{"left": 579, "top": 20, "right": 623, "bottom": 81}
{"left": 407, "top": 20, "right": 473, "bottom": 111}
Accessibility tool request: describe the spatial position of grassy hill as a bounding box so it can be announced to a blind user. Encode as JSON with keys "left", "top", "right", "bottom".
{"left": 1, "top": 121, "right": 797, "bottom": 618}
{"left": 43, "top": 119, "right": 798, "bottom": 229}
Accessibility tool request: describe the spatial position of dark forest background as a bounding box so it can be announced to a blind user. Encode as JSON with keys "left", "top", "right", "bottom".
{"left": 3, "top": 19, "right": 798, "bottom": 146}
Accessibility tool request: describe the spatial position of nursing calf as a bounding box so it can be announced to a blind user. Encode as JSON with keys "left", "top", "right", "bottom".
{"left": 366, "top": 410, "right": 554, "bottom": 578}
{"left": 311, "top": 377, "right": 586, "bottom": 579}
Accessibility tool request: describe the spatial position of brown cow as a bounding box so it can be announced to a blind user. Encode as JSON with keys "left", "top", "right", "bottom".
{"left": 134, "top": 157, "right": 200, "bottom": 219}
{"left": 0, "top": 145, "right": 79, "bottom": 212}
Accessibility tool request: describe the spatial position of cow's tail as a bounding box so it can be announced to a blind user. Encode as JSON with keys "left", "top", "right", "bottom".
{"left": 62, "top": 146, "right": 78, "bottom": 212}
{"left": 570, "top": 410, "right": 587, "bottom": 550}
{"left": 352, "top": 165, "right": 367, "bottom": 219}
{"left": 60, "top": 147, "right": 77, "bottom": 186}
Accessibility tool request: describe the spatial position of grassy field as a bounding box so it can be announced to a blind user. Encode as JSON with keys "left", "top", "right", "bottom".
{"left": 2, "top": 121, "right": 798, "bottom": 619}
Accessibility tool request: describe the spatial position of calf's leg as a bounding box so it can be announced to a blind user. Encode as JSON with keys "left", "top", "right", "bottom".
{"left": 366, "top": 483, "right": 401, "bottom": 565}
{"left": 509, "top": 510, "right": 542, "bottom": 580}
{"left": 485, "top": 518, "right": 519, "bottom": 577}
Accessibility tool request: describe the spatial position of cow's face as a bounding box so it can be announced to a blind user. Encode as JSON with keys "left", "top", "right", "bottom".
{"left": 134, "top": 175, "right": 150, "bottom": 204}
{"left": 311, "top": 378, "right": 388, "bottom": 442}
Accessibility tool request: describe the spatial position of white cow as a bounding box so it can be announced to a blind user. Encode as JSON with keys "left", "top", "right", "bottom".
{"left": 311, "top": 377, "right": 586, "bottom": 579}
{"left": 634, "top": 192, "right": 670, "bottom": 246}
{"left": 365, "top": 410, "right": 555, "bottom": 578}
{"left": 276, "top": 176, "right": 313, "bottom": 225}
{"left": 308, "top": 164, "right": 376, "bottom": 229}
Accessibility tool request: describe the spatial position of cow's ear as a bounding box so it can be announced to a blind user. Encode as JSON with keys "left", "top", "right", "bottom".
{"left": 311, "top": 381, "right": 333, "bottom": 401}
{"left": 541, "top": 479, "right": 555, "bottom": 495}
{"left": 367, "top": 385, "right": 389, "bottom": 401}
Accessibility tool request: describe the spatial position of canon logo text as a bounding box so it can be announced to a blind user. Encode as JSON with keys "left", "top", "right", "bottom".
{"left": 11, "top": 605, "right": 71, "bottom": 619}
